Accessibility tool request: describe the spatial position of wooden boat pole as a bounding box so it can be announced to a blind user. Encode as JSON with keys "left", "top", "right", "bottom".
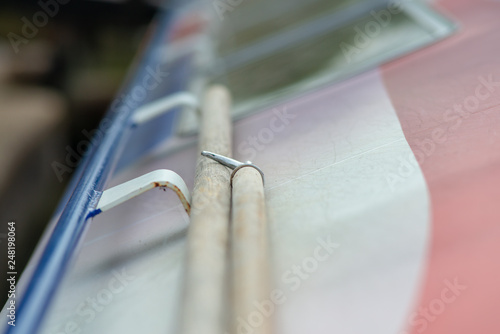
{"left": 180, "top": 85, "right": 232, "bottom": 334}
{"left": 200, "top": 151, "right": 271, "bottom": 334}
{"left": 231, "top": 166, "right": 271, "bottom": 334}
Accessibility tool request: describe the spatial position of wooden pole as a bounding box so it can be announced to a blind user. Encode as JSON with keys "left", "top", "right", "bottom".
{"left": 180, "top": 85, "right": 232, "bottom": 334}
{"left": 231, "top": 167, "right": 271, "bottom": 334}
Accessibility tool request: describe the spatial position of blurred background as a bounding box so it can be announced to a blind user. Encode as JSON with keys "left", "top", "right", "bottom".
{"left": 0, "top": 0, "right": 159, "bottom": 304}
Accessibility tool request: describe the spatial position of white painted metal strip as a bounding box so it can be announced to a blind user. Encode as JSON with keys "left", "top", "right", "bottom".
{"left": 94, "top": 169, "right": 191, "bottom": 216}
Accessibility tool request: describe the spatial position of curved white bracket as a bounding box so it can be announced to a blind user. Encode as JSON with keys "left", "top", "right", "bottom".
{"left": 132, "top": 92, "right": 200, "bottom": 126}
{"left": 89, "top": 169, "right": 191, "bottom": 218}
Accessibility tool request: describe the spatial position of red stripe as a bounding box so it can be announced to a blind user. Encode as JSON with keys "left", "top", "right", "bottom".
{"left": 382, "top": 0, "right": 500, "bottom": 333}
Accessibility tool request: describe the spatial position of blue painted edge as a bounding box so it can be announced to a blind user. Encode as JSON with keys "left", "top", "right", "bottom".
{"left": 86, "top": 208, "right": 102, "bottom": 219}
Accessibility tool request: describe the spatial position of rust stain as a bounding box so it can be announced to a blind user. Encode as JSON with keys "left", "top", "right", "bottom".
{"left": 154, "top": 181, "right": 191, "bottom": 216}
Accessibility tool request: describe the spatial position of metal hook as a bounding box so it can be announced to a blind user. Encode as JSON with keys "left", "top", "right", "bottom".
{"left": 201, "top": 151, "right": 265, "bottom": 185}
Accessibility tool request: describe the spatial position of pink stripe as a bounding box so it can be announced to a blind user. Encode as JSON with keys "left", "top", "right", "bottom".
{"left": 383, "top": 0, "right": 500, "bottom": 333}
